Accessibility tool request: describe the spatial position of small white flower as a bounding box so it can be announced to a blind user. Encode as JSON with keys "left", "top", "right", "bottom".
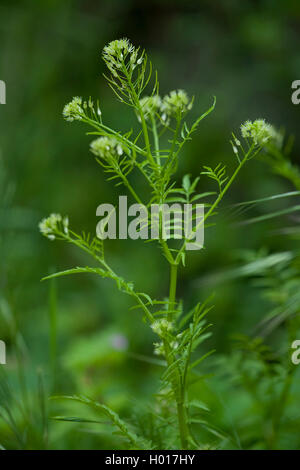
{"left": 63, "top": 216, "right": 69, "bottom": 234}
{"left": 63, "top": 97, "right": 84, "bottom": 122}
{"left": 240, "top": 119, "right": 279, "bottom": 147}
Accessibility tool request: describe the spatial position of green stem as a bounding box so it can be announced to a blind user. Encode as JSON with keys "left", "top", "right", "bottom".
{"left": 138, "top": 104, "right": 157, "bottom": 168}
{"left": 166, "top": 260, "right": 190, "bottom": 449}
{"left": 82, "top": 117, "right": 147, "bottom": 157}
{"left": 162, "top": 331, "right": 189, "bottom": 449}
{"left": 48, "top": 278, "right": 57, "bottom": 389}
{"left": 163, "top": 148, "right": 255, "bottom": 450}
{"left": 176, "top": 400, "right": 189, "bottom": 449}
{"left": 151, "top": 114, "right": 160, "bottom": 166}
{"left": 121, "top": 174, "right": 143, "bottom": 204}
{"left": 169, "top": 115, "right": 181, "bottom": 160}
{"left": 165, "top": 115, "right": 181, "bottom": 173}
{"left": 121, "top": 63, "right": 156, "bottom": 169}
{"left": 168, "top": 263, "right": 178, "bottom": 321}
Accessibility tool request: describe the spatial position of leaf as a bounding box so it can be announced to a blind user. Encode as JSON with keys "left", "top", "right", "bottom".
{"left": 51, "top": 416, "right": 108, "bottom": 425}
{"left": 50, "top": 395, "right": 152, "bottom": 449}
{"left": 127, "top": 352, "right": 166, "bottom": 367}
{"left": 182, "top": 174, "right": 191, "bottom": 192}
{"left": 190, "top": 192, "right": 216, "bottom": 202}
{"left": 41, "top": 266, "right": 107, "bottom": 282}
{"left": 189, "top": 419, "right": 227, "bottom": 440}
{"left": 196, "top": 252, "right": 293, "bottom": 286}
{"left": 237, "top": 204, "right": 300, "bottom": 226}
{"left": 232, "top": 190, "right": 300, "bottom": 208}
{"left": 190, "top": 96, "right": 216, "bottom": 133}
{"left": 202, "top": 163, "right": 228, "bottom": 191}
{"left": 189, "top": 400, "right": 210, "bottom": 412}
{"left": 138, "top": 293, "right": 154, "bottom": 305}
{"left": 162, "top": 357, "right": 182, "bottom": 383}
{"left": 189, "top": 349, "right": 216, "bottom": 371}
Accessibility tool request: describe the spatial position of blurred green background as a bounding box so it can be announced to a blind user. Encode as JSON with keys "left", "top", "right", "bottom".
{"left": 0, "top": 0, "right": 300, "bottom": 449}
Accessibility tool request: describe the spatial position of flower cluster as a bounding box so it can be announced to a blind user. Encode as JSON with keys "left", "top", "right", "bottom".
{"left": 161, "top": 90, "right": 193, "bottom": 118}
{"left": 154, "top": 339, "right": 179, "bottom": 357}
{"left": 39, "top": 213, "right": 69, "bottom": 240}
{"left": 102, "top": 38, "right": 143, "bottom": 78}
{"left": 63, "top": 97, "right": 84, "bottom": 122}
{"left": 138, "top": 90, "right": 192, "bottom": 123}
{"left": 151, "top": 319, "right": 173, "bottom": 336}
{"left": 139, "top": 95, "right": 162, "bottom": 119}
{"left": 90, "top": 137, "right": 124, "bottom": 160}
{"left": 240, "top": 119, "right": 279, "bottom": 146}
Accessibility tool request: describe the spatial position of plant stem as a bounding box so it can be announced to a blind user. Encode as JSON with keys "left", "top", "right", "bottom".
{"left": 176, "top": 400, "right": 189, "bottom": 449}
{"left": 48, "top": 278, "right": 57, "bottom": 389}
{"left": 151, "top": 114, "right": 160, "bottom": 166}
{"left": 166, "top": 259, "right": 190, "bottom": 449}
{"left": 168, "top": 148, "right": 255, "bottom": 448}
{"left": 121, "top": 174, "right": 143, "bottom": 204}
{"left": 137, "top": 105, "right": 157, "bottom": 169}
{"left": 83, "top": 117, "right": 147, "bottom": 157}
{"left": 168, "top": 263, "right": 178, "bottom": 321}
{"left": 121, "top": 63, "right": 157, "bottom": 169}
{"left": 165, "top": 115, "right": 181, "bottom": 173}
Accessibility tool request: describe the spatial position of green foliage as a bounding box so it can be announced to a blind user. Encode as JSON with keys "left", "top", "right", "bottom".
{"left": 1, "top": 1, "right": 300, "bottom": 451}
{"left": 38, "top": 38, "right": 276, "bottom": 449}
{"left": 200, "top": 137, "right": 300, "bottom": 450}
{"left": 51, "top": 395, "right": 153, "bottom": 450}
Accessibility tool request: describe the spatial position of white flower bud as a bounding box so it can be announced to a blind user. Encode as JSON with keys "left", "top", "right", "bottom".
{"left": 63, "top": 97, "right": 84, "bottom": 122}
